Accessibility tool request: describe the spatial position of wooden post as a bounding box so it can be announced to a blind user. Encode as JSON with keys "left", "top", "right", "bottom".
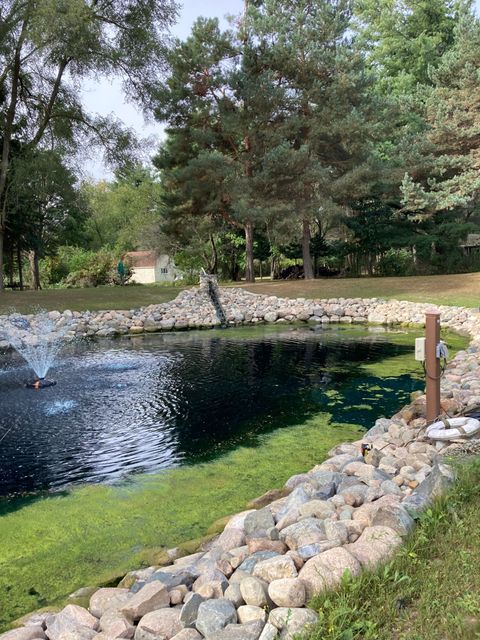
{"left": 425, "top": 310, "right": 441, "bottom": 424}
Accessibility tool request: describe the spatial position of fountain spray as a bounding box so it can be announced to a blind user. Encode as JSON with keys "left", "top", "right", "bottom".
{"left": 1, "top": 310, "right": 73, "bottom": 388}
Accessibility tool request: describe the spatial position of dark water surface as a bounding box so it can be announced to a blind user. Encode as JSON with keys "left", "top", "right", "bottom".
{"left": 0, "top": 325, "right": 422, "bottom": 497}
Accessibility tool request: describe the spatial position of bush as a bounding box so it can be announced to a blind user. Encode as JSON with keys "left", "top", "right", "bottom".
{"left": 376, "top": 249, "right": 415, "bottom": 277}
{"left": 63, "top": 250, "right": 119, "bottom": 288}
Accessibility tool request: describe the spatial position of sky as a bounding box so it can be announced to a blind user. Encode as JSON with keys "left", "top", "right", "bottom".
{"left": 82, "top": 0, "right": 480, "bottom": 181}
{"left": 82, "top": 1, "right": 244, "bottom": 180}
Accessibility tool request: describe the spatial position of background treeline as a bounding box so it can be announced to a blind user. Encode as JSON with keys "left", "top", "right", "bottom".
{"left": 1, "top": 0, "right": 480, "bottom": 289}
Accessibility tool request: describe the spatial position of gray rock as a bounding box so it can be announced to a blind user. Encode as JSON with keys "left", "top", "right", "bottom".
{"left": 135, "top": 608, "right": 183, "bottom": 640}
{"left": 345, "top": 525, "right": 402, "bottom": 569}
{"left": 147, "top": 570, "right": 197, "bottom": 590}
{"left": 121, "top": 582, "right": 169, "bottom": 620}
{"left": 224, "top": 583, "right": 244, "bottom": 608}
{"left": 402, "top": 462, "right": 456, "bottom": 518}
{"left": 206, "top": 620, "right": 265, "bottom": 640}
{"left": 0, "top": 629, "right": 46, "bottom": 640}
{"left": 268, "top": 607, "right": 318, "bottom": 640}
{"left": 45, "top": 614, "right": 97, "bottom": 640}
{"left": 297, "top": 539, "right": 341, "bottom": 560}
{"left": 237, "top": 606, "right": 267, "bottom": 625}
{"left": 192, "top": 569, "right": 229, "bottom": 599}
{"left": 275, "top": 486, "right": 311, "bottom": 521}
{"left": 237, "top": 551, "right": 279, "bottom": 574}
{"left": 239, "top": 577, "right": 268, "bottom": 608}
{"left": 279, "top": 518, "right": 326, "bottom": 550}
{"left": 89, "top": 588, "right": 131, "bottom": 617}
{"left": 299, "top": 547, "right": 361, "bottom": 600}
{"left": 170, "top": 630, "right": 202, "bottom": 640}
{"left": 195, "top": 599, "right": 237, "bottom": 637}
{"left": 372, "top": 504, "right": 415, "bottom": 537}
{"left": 244, "top": 509, "right": 276, "bottom": 539}
{"left": 258, "top": 623, "right": 278, "bottom": 640}
{"left": 252, "top": 554, "right": 298, "bottom": 582}
{"left": 364, "top": 418, "right": 392, "bottom": 438}
{"left": 180, "top": 593, "right": 204, "bottom": 629}
{"left": 99, "top": 610, "right": 135, "bottom": 638}
{"left": 267, "top": 578, "right": 306, "bottom": 608}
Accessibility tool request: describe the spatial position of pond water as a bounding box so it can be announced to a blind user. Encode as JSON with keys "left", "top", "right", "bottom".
{"left": 0, "top": 324, "right": 423, "bottom": 498}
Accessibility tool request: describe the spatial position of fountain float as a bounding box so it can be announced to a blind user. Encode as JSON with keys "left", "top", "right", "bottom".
{"left": 1, "top": 310, "right": 73, "bottom": 388}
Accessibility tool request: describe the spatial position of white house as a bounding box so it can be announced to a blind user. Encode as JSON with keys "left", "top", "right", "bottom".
{"left": 125, "top": 251, "right": 183, "bottom": 284}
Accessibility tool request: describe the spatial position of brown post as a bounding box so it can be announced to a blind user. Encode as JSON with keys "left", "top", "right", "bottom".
{"left": 425, "top": 310, "right": 441, "bottom": 424}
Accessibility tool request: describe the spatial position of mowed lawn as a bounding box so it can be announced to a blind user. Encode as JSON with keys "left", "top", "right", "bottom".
{"left": 0, "top": 272, "right": 479, "bottom": 314}
{"left": 239, "top": 272, "right": 480, "bottom": 308}
{"left": 0, "top": 284, "right": 183, "bottom": 314}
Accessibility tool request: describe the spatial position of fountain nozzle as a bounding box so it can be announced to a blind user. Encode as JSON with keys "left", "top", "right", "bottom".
{"left": 25, "top": 378, "right": 57, "bottom": 390}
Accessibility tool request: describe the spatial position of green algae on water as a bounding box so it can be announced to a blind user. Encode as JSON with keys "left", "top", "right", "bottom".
{"left": 0, "top": 326, "right": 468, "bottom": 629}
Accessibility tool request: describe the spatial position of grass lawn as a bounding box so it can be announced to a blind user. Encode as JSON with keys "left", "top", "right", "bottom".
{"left": 0, "top": 284, "right": 182, "bottom": 314}
{"left": 305, "top": 458, "right": 480, "bottom": 640}
{"left": 239, "top": 272, "right": 480, "bottom": 308}
{"left": 1, "top": 272, "right": 480, "bottom": 314}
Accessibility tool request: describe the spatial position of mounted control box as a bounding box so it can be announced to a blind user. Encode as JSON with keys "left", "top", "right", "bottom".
{"left": 415, "top": 337, "right": 426, "bottom": 361}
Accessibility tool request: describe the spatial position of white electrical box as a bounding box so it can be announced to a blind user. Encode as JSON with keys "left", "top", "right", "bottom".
{"left": 415, "top": 337, "right": 426, "bottom": 361}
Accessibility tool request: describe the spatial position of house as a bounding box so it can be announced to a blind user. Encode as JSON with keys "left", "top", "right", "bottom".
{"left": 460, "top": 234, "right": 480, "bottom": 255}
{"left": 124, "top": 251, "right": 183, "bottom": 284}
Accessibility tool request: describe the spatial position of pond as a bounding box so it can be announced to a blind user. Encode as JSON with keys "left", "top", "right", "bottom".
{"left": 1, "top": 324, "right": 422, "bottom": 498}
{"left": 0, "top": 323, "right": 465, "bottom": 629}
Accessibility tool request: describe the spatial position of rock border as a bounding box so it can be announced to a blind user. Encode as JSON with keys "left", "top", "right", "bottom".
{"left": 2, "top": 287, "right": 480, "bottom": 640}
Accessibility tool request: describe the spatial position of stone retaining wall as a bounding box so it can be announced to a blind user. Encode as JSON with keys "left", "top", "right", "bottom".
{"left": 2, "top": 288, "right": 480, "bottom": 640}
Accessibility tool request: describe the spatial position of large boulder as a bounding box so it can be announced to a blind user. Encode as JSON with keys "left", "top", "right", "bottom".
{"left": 268, "top": 607, "right": 318, "bottom": 640}
{"left": 402, "top": 462, "right": 456, "bottom": 518}
{"left": 121, "top": 582, "right": 169, "bottom": 620}
{"left": 0, "top": 629, "right": 46, "bottom": 640}
{"left": 195, "top": 599, "right": 237, "bottom": 637}
{"left": 180, "top": 593, "right": 204, "bottom": 629}
{"left": 345, "top": 525, "right": 402, "bottom": 569}
{"left": 372, "top": 504, "right": 415, "bottom": 537}
{"left": 89, "top": 588, "right": 131, "bottom": 618}
{"left": 252, "top": 555, "right": 298, "bottom": 582}
{"left": 267, "top": 578, "right": 306, "bottom": 608}
{"left": 279, "top": 518, "right": 326, "bottom": 550}
{"left": 239, "top": 577, "right": 268, "bottom": 608}
{"left": 206, "top": 620, "right": 265, "bottom": 640}
{"left": 299, "top": 547, "right": 361, "bottom": 600}
{"left": 135, "top": 609, "right": 183, "bottom": 640}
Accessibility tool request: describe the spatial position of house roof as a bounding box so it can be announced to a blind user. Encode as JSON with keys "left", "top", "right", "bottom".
{"left": 125, "top": 250, "right": 157, "bottom": 268}
{"left": 460, "top": 234, "right": 480, "bottom": 248}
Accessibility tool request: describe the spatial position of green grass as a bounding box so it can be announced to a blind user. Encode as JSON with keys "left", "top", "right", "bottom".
{"left": 239, "top": 272, "right": 480, "bottom": 308}
{"left": 2, "top": 271, "right": 480, "bottom": 315}
{"left": 0, "top": 284, "right": 181, "bottom": 314}
{"left": 305, "top": 458, "right": 480, "bottom": 640}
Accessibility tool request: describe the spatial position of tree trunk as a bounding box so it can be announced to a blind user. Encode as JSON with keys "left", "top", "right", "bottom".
{"left": 0, "top": 229, "right": 4, "bottom": 290}
{"left": 244, "top": 221, "right": 255, "bottom": 283}
{"left": 8, "top": 244, "right": 14, "bottom": 285}
{"left": 29, "top": 250, "right": 41, "bottom": 290}
{"left": 302, "top": 218, "right": 314, "bottom": 279}
{"left": 209, "top": 234, "right": 218, "bottom": 274}
{"left": 17, "top": 246, "right": 23, "bottom": 290}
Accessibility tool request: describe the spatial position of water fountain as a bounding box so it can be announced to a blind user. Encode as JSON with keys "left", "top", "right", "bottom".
{"left": 0, "top": 310, "right": 73, "bottom": 388}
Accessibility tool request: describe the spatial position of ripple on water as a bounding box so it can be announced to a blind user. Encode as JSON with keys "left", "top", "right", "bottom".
{"left": 0, "top": 325, "right": 425, "bottom": 497}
